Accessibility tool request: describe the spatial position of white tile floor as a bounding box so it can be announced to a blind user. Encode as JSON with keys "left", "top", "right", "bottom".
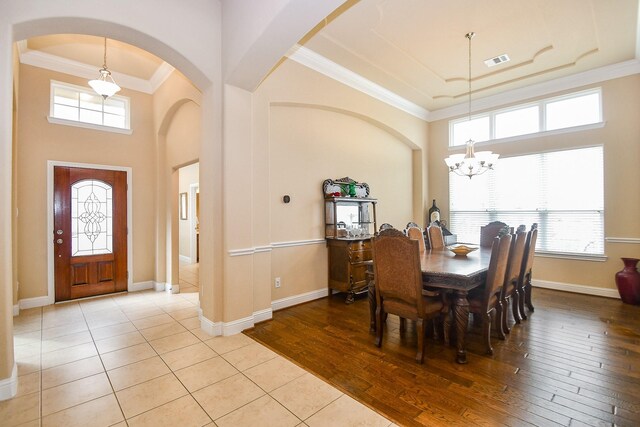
{"left": 3, "top": 280, "right": 395, "bottom": 426}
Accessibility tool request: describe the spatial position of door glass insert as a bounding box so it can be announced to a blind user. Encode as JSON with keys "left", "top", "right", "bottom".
{"left": 71, "top": 179, "right": 113, "bottom": 256}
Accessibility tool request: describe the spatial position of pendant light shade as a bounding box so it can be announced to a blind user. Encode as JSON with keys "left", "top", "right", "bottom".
{"left": 89, "top": 37, "right": 121, "bottom": 99}
{"left": 444, "top": 32, "right": 499, "bottom": 178}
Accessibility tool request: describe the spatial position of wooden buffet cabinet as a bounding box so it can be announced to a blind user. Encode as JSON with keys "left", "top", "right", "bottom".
{"left": 323, "top": 178, "right": 377, "bottom": 303}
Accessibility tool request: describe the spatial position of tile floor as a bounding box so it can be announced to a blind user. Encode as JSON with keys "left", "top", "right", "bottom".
{"left": 3, "top": 286, "right": 395, "bottom": 426}
{"left": 179, "top": 261, "right": 199, "bottom": 294}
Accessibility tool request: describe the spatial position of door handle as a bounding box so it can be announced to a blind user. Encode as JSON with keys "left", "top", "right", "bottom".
{"left": 56, "top": 230, "right": 63, "bottom": 235}
{"left": 56, "top": 239, "right": 63, "bottom": 244}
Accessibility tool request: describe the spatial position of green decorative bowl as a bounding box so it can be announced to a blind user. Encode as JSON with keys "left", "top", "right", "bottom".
{"left": 448, "top": 244, "right": 479, "bottom": 256}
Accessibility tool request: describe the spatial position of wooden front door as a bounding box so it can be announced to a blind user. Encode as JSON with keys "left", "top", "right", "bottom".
{"left": 54, "top": 167, "right": 128, "bottom": 302}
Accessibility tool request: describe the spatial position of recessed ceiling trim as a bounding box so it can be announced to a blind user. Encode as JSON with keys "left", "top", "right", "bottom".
{"left": 16, "top": 40, "right": 173, "bottom": 95}
{"left": 428, "top": 58, "right": 640, "bottom": 122}
{"left": 286, "top": 44, "right": 429, "bottom": 121}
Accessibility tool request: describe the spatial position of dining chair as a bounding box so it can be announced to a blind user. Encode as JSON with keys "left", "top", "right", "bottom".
{"left": 379, "top": 223, "right": 395, "bottom": 232}
{"left": 372, "top": 228, "right": 445, "bottom": 363}
{"left": 405, "top": 221, "right": 419, "bottom": 229}
{"left": 518, "top": 224, "right": 538, "bottom": 319}
{"left": 466, "top": 232, "right": 512, "bottom": 355}
{"left": 427, "top": 223, "right": 445, "bottom": 249}
{"left": 405, "top": 225, "right": 426, "bottom": 253}
{"left": 500, "top": 227, "right": 527, "bottom": 335}
{"left": 480, "top": 221, "right": 510, "bottom": 248}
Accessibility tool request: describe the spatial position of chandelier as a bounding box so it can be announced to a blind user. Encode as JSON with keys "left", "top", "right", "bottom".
{"left": 444, "top": 32, "right": 499, "bottom": 178}
{"left": 88, "top": 37, "right": 121, "bottom": 99}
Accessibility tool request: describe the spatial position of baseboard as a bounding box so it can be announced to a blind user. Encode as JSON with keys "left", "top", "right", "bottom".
{"left": 532, "top": 279, "right": 620, "bottom": 299}
{"left": 0, "top": 363, "right": 18, "bottom": 401}
{"left": 253, "top": 308, "right": 273, "bottom": 323}
{"left": 154, "top": 282, "right": 166, "bottom": 292}
{"left": 179, "top": 255, "right": 191, "bottom": 263}
{"left": 129, "top": 281, "right": 154, "bottom": 292}
{"left": 166, "top": 283, "right": 179, "bottom": 294}
{"left": 272, "top": 288, "right": 329, "bottom": 312}
{"left": 13, "top": 304, "right": 19, "bottom": 317}
{"left": 222, "top": 315, "right": 255, "bottom": 336}
{"left": 19, "top": 295, "right": 52, "bottom": 310}
{"left": 199, "top": 314, "right": 222, "bottom": 337}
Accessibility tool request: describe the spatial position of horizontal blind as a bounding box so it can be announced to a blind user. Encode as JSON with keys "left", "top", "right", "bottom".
{"left": 449, "top": 146, "right": 604, "bottom": 255}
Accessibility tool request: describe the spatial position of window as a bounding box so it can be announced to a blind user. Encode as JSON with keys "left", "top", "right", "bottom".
{"left": 449, "top": 88, "right": 602, "bottom": 146}
{"left": 49, "top": 81, "right": 131, "bottom": 133}
{"left": 449, "top": 146, "right": 604, "bottom": 256}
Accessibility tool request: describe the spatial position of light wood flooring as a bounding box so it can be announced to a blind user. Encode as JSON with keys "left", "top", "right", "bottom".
{"left": 245, "top": 288, "right": 640, "bottom": 427}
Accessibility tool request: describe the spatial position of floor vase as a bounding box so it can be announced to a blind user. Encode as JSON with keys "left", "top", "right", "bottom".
{"left": 615, "top": 258, "right": 640, "bottom": 304}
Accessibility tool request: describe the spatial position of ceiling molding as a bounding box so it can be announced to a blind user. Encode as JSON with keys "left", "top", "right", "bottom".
{"left": 16, "top": 40, "right": 173, "bottom": 95}
{"left": 427, "top": 58, "right": 640, "bottom": 122}
{"left": 287, "top": 44, "right": 429, "bottom": 121}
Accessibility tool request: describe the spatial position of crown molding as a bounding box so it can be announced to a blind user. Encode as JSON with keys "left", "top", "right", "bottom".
{"left": 286, "top": 44, "right": 429, "bottom": 121}
{"left": 16, "top": 40, "right": 173, "bottom": 95}
{"left": 427, "top": 59, "right": 640, "bottom": 122}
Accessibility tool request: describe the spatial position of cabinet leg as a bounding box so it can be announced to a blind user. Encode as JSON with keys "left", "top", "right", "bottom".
{"left": 345, "top": 292, "right": 355, "bottom": 304}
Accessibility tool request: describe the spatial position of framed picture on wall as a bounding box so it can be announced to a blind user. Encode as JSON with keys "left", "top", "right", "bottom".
{"left": 180, "top": 192, "right": 188, "bottom": 220}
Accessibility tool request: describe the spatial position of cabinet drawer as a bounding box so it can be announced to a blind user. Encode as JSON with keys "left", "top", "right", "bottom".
{"left": 349, "top": 249, "right": 371, "bottom": 263}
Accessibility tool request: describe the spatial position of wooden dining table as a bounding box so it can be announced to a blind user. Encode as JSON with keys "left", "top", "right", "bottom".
{"left": 367, "top": 246, "right": 492, "bottom": 364}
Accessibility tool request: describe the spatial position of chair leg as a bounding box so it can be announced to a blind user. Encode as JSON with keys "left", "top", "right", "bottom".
{"left": 375, "top": 306, "right": 383, "bottom": 347}
{"left": 525, "top": 275, "right": 535, "bottom": 312}
{"left": 416, "top": 318, "right": 425, "bottom": 364}
{"left": 483, "top": 312, "right": 494, "bottom": 356}
{"left": 502, "top": 297, "right": 511, "bottom": 335}
{"left": 496, "top": 301, "right": 506, "bottom": 340}
{"left": 518, "top": 282, "right": 528, "bottom": 321}
{"left": 512, "top": 290, "right": 522, "bottom": 325}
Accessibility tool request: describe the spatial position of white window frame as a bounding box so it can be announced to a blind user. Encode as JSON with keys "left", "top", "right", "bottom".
{"left": 48, "top": 80, "right": 133, "bottom": 135}
{"left": 449, "top": 88, "right": 602, "bottom": 147}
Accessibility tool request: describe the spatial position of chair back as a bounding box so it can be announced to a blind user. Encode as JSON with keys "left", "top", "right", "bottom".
{"left": 405, "top": 222, "right": 419, "bottom": 229}
{"left": 482, "top": 233, "right": 512, "bottom": 309}
{"left": 379, "top": 223, "right": 394, "bottom": 232}
{"left": 405, "top": 225, "right": 426, "bottom": 253}
{"left": 480, "top": 221, "right": 510, "bottom": 248}
{"left": 519, "top": 224, "right": 538, "bottom": 280}
{"left": 427, "top": 224, "right": 445, "bottom": 249}
{"left": 372, "top": 228, "right": 423, "bottom": 314}
{"left": 503, "top": 229, "right": 527, "bottom": 294}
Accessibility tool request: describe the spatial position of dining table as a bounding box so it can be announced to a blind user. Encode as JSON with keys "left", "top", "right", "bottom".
{"left": 367, "top": 246, "right": 492, "bottom": 364}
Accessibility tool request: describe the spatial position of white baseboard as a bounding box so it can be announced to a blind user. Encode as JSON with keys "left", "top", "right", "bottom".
{"left": 0, "top": 363, "right": 18, "bottom": 401}
{"left": 179, "top": 255, "right": 191, "bottom": 263}
{"left": 532, "top": 279, "right": 620, "bottom": 299}
{"left": 166, "top": 283, "right": 179, "bottom": 294}
{"left": 200, "top": 314, "right": 222, "bottom": 337}
{"left": 272, "top": 288, "right": 329, "bottom": 312}
{"left": 154, "top": 282, "right": 166, "bottom": 292}
{"left": 129, "top": 281, "right": 154, "bottom": 292}
{"left": 222, "top": 315, "right": 255, "bottom": 336}
{"left": 253, "top": 308, "right": 273, "bottom": 323}
{"left": 13, "top": 304, "right": 19, "bottom": 317}
{"left": 19, "top": 295, "right": 52, "bottom": 310}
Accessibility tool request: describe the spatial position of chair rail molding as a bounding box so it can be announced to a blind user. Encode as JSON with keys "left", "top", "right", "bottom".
{"left": 228, "top": 238, "right": 325, "bottom": 256}
{"left": 605, "top": 237, "right": 640, "bottom": 244}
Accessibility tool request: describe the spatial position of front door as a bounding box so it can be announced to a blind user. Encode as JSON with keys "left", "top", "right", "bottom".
{"left": 54, "top": 166, "right": 128, "bottom": 302}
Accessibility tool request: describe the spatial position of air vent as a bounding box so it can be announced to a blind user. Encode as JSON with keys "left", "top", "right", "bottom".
{"left": 484, "top": 54, "right": 510, "bottom": 67}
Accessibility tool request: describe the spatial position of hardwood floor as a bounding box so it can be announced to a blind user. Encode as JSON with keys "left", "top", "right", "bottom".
{"left": 245, "top": 288, "right": 640, "bottom": 426}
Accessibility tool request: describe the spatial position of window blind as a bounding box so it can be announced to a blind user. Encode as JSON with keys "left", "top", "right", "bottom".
{"left": 449, "top": 146, "right": 604, "bottom": 255}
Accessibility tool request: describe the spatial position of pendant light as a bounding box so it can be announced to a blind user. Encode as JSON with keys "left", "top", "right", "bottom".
{"left": 444, "top": 32, "right": 499, "bottom": 178}
{"left": 89, "top": 37, "right": 121, "bottom": 99}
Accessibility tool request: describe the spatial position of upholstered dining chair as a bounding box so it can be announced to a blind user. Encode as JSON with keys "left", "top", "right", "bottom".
{"left": 480, "top": 221, "right": 510, "bottom": 248}
{"left": 500, "top": 227, "right": 527, "bottom": 335}
{"left": 405, "top": 221, "right": 419, "bottom": 229}
{"left": 518, "top": 223, "right": 538, "bottom": 319}
{"left": 427, "top": 223, "right": 445, "bottom": 249}
{"left": 405, "top": 225, "right": 426, "bottom": 253}
{"left": 466, "top": 232, "right": 512, "bottom": 355}
{"left": 372, "top": 228, "right": 445, "bottom": 363}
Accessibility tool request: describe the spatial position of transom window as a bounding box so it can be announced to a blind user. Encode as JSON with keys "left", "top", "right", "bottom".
{"left": 449, "top": 146, "right": 604, "bottom": 256}
{"left": 450, "top": 88, "right": 602, "bottom": 146}
{"left": 49, "top": 81, "right": 131, "bottom": 133}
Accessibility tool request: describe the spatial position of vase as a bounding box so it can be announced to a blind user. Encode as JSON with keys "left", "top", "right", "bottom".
{"left": 614, "top": 258, "right": 640, "bottom": 304}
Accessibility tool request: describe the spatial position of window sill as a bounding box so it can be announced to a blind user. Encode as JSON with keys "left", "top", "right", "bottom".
{"left": 448, "top": 121, "right": 605, "bottom": 151}
{"left": 47, "top": 116, "right": 133, "bottom": 135}
{"left": 534, "top": 251, "right": 607, "bottom": 262}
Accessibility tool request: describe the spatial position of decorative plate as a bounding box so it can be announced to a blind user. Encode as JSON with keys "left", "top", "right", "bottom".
{"left": 448, "top": 244, "right": 479, "bottom": 256}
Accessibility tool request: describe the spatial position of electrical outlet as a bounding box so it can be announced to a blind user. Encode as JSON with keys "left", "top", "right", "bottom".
{"left": 274, "top": 277, "right": 281, "bottom": 288}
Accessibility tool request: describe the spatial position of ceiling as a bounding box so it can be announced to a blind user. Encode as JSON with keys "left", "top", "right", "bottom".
{"left": 16, "top": 0, "right": 639, "bottom": 114}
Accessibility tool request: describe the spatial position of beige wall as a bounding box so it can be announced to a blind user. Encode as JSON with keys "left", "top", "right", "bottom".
{"left": 16, "top": 64, "right": 157, "bottom": 299}
{"left": 428, "top": 74, "right": 640, "bottom": 291}
{"left": 178, "top": 162, "right": 199, "bottom": 259}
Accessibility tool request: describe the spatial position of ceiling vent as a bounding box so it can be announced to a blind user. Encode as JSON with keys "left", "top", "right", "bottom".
{"left": 484, "top": 54, "right": 510, "bottom": 67}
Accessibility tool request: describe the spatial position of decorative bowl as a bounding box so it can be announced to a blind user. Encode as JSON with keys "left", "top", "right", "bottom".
{"left": 448, "top": 244, "right": 479, "bottom": 256}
